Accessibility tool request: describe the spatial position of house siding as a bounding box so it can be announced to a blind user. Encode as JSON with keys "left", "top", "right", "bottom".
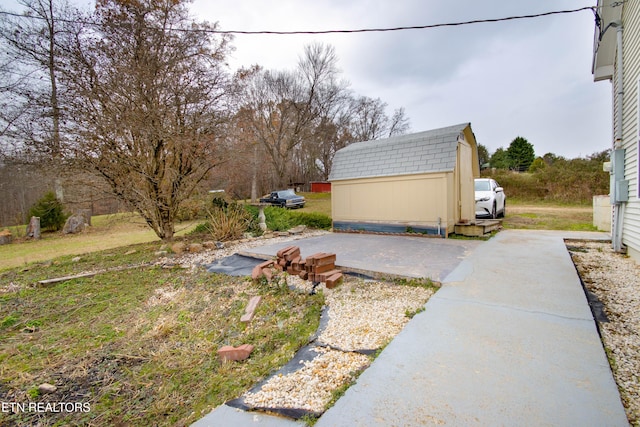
{"left": 619, "top": 1, "right": 640, "bottom": 258}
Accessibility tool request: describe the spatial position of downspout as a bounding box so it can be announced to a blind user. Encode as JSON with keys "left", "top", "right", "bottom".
{"left": 612, "top": 21, "right": 624, "bottom": 252}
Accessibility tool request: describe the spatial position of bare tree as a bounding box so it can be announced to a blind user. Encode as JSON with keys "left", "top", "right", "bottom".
{"left": 62, "top": 0, "right": 233, "bottom": 240}
{"left": 347, "top": 96, "right": 410, "bottom": 142}
{"left": 306, "top": 99, "right": 410, "bottom": 181}
{"left": 388, "top": 106, "right": 411, "bottom": 137}
{"left": 237, "top": 67, "right": 310, "bottom": 188}
{"left": 236, "top": 43, "right": 346, "bottom": 188}
{"left": 0, "top": 0, "right": 78, "bottom": 160}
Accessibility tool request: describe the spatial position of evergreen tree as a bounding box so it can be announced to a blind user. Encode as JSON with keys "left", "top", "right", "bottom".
{"left": 507, "top": 136, "right": 535, "bottom": 172}
{"left": 28, "top": 191, "right": 67, "bottom": 231}
{"left": 477, "top": 144, "right": 490, "bottom": 168}
{"left": 490, "top": 147, "right": 510, "bottom": 169}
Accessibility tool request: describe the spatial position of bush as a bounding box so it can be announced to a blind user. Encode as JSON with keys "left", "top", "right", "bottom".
{"left": 482, "top": 153, "right": 609, "bottom": 204}
{"left": 245, "top": 206, "right": 332, "bottom": 231}
{"left": 289, "top": 211, "right": 332, "bottom": 229}
{"left": 28, "top": 192, "right": 67, "bottom": 231}
{"left": 203, "top": 202, "right": 259, "bottom": 241}
{"left": 175, "top": 197, "right": 208, "bottom": 221}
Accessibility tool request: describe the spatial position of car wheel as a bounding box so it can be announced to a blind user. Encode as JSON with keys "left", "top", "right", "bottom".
{"left": 499, "top": 200, "right": 506, "bottom": 218}
{"left": 491, "top": 203, "right": 497, "bottom": 219}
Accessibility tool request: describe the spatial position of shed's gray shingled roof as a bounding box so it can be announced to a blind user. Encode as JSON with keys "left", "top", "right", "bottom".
{"left": 329, "top": 123, "right": 470, "bottom": 181}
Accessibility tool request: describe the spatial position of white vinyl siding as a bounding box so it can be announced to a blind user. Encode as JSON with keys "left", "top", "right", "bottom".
{"left": 620, "top": 2, "right": 640, "bottom": 253}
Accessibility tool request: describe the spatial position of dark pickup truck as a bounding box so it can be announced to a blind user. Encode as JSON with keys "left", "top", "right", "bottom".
{"left": 259, "top": 189, "right": 306, "bottom": 208}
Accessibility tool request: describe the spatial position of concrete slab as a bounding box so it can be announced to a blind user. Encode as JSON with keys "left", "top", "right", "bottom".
{"left": 240, "top": 233, "right": 483, "bottom": 281}
{"left": 315, "top": 230, "right": 627, "bottom": 427}
{"left": 192, "top": 404, "right": 304, "bottom": 427}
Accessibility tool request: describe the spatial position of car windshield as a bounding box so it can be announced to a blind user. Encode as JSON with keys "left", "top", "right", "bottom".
{"left": 278, "top": 189, "right": 296, "bottom": 197}
{"left": 475, "top": 180, "right": 491, "bottom": 191}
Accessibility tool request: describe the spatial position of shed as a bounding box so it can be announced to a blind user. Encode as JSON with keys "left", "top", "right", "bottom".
{"left": 310, "top": 181, "right": 331, "bottom": 193}
{"left": 329, "top": 123, "right": 480, "bottom": 237}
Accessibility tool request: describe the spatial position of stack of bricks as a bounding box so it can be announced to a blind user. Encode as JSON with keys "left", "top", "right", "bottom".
{"left": 252, "top": 245, "right": 343, "bottom": 289}
{"left": 300, "top": 252, "right": 343, "bottom": 289}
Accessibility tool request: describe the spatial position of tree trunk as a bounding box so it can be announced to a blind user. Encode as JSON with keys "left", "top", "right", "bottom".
{"left": 251, "top": 143, "right": 258, "bottom": 203}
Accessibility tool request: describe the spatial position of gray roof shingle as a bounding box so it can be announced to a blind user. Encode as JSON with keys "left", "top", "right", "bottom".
{"left": 329, "top": 123, "right": 470, "bottom": 181}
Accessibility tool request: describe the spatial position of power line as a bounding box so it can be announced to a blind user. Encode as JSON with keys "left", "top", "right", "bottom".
{"left": 212, "top": 7, "right": 597, "bottom": 35}
{"left": 0, "top": 6, "right": 596, "bottom": 35}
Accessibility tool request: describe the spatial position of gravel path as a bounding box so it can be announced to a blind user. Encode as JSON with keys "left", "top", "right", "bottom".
{"left": 568, "top": 240, "right": 640, "bottom": 426}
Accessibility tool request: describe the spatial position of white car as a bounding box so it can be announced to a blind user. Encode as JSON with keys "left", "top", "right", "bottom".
{"left": 475, "top": 178, "right": 506, "bottom": 219}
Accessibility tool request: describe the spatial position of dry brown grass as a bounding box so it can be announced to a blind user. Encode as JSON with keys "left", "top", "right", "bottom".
{"left": 502, "top": 202, "right": 596, "bottom": 231}
{"left": 0, "top": 213, "right": 197, "bottom": 271}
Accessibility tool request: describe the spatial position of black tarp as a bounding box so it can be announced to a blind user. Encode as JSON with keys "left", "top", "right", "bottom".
{"left": 205, "top": 254, "right": 264, "bottom": 276}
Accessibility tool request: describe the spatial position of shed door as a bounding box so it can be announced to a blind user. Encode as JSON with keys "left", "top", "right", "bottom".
{"left": 457, "top": 141, "right": 474, "bottom": 221}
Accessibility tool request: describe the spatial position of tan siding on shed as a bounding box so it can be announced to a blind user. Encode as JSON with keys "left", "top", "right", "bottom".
{"left": 331, "top": 172, "right": 455, "bottom": 232}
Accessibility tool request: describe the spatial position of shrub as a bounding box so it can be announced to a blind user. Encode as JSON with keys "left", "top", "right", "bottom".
{"left": 263, "top": 206, "right": 292, "bottom": 231}
{"left": 482, "top": 152, "right": 609, "bottom": 204}
{"left": 28, "top": 192, "right": 67, "bottom": 231}
{"left": 289, "top": 211, "right": 332, "bottom": 229}
{"left": 175, "top": 197, "right": 208, "bottom": 221}
{"left": 203, "top": 202, "right": 259, "bottom": 241}
{"left": 245, "top": 206, "right": 332, "bottom": 231}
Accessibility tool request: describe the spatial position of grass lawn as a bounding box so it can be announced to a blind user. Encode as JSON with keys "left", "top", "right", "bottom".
{"left": 298, "top": 192, "right": 331, "bottom": 217}
{"left": 0, "top": 244, "right": 323, "bottom": 426}
{"left": 0, "top": 213, "right": 198, "bottom": 272}
{"left": 502, "top": 199, "right": 598, "bottom": 231}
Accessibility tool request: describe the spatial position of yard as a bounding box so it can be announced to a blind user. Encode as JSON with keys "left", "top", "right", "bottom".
{"left": 0, "top": 194, "right": 625, "bottom": 426}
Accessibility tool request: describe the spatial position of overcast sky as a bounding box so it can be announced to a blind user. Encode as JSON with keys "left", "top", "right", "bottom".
{"left": 190, "top": 0, "right": 612, "bottom": 159}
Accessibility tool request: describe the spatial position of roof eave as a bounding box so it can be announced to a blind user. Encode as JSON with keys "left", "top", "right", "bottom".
{"left": 329, "top": 169, "right": 455, "bottom": 182}
{"left": 592, "top": 0, "right": 623, "bottom": 82}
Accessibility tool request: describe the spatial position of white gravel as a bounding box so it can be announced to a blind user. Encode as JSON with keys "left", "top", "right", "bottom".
{"left": 568, "top": 240, "right": 640, "bottom": 426}
{"left": 243, "top": 346, "right": 371, "bottom": 413}
{"left": 242, "top": 276, "right": 435, "bottom": 413}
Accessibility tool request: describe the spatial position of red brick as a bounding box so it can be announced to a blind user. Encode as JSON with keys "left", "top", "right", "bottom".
{"left": 257, "top": 259, "right": 275, "bottom": 269}
{"left": 310, "top": 262, "right": 336, "bottom": 274}
{"left": 313, "top": 253, "right": 336, "bottom": 267}
{"left": 305, "top": 252, "right": 327, "bottom": 266}
{"left": 217, "top": 344, "right": 254, "bottom": 362}
{"left": 283, "top": 247, "right": 301, "bottom": 262}
{"left": 325, "top": 273, "right": 343, "bottom": 289}
{"left": 240, "top": 296, "right": 262, "bottom": 322}
{"left": 315, "top": 269, "right": 341, "bottom": 282}
{"left": 251, "top": 265, "right": 265, "bottom": 280}
{"left": 276, "top": 245, "right": 297, "bottom": 258}
{"left": 252, "top": 260, "right": 274, "bottom": 280}
{"left": 299, "top": 271, "right": 309, "bottom": 280}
